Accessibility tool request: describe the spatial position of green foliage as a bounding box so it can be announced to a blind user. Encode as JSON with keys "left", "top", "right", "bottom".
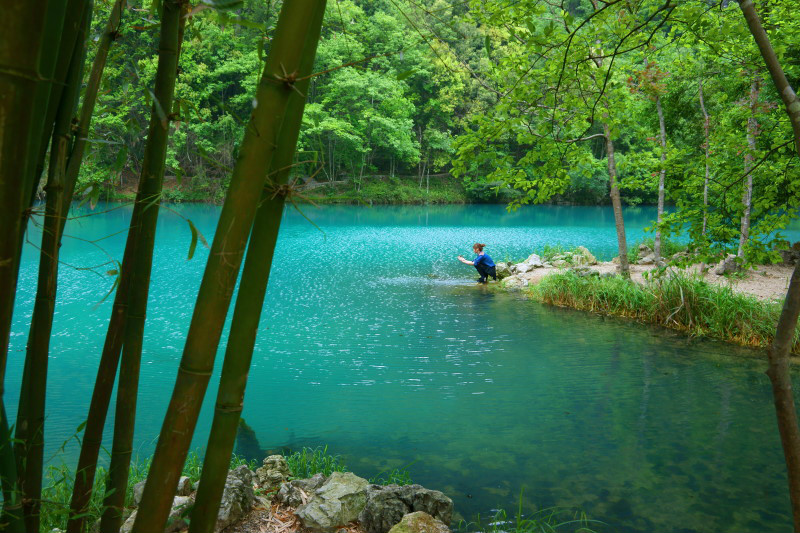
{"left": 78, "top": 0, "right": 472, "bottom": 203}
{"left": 533, "top": 271, "right": 800, "bottom": 353}
{"left": 462, "top": 490, "right": 601, "bottom": 533}
{"left": 626, "top": 237, "right": 688, "bottom": 264}
{"left": 39, "top": 449, "right": 257, "bottom": 532}
{"left": 284, "top": 446, "right": 347, "bottom": 479}
{"left": 452, "top": 0, "right": 800, "bottom": 255}
{"left": 308, "top": 175, "right": 468, "bottom": 205}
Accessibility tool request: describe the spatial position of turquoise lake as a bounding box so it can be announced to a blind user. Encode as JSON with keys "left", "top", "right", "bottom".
{"left": 9, "top": 203, "right": 800, "bottom": 532}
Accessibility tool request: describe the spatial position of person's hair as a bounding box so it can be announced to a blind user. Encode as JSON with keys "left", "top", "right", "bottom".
{"left": 473, "top": 243, "right": 485, "bottom": 251}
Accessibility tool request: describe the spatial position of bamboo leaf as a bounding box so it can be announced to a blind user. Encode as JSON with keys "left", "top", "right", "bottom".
{"left": 187, "top": 221, "right": 198, "bottom": 261}
{"left": 396, "top": 69, "right": 415, "bottom": 81}
{"left": 201, "top": 0, "right": 244, "bottom": 11}
{"left": 186, "top": 219, "right": 209, "bottom": 261}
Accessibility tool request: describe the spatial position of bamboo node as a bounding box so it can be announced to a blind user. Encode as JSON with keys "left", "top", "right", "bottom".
{"left": 274, "top": 63, "right": 306, "bottom": 98}
{"left": 178, "top": 365, "right": 213, "bottom": 377}
{"left": 215, "top": 403, "right": 243, "bottom": 413}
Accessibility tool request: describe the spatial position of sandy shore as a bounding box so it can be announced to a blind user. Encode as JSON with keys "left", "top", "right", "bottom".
{"left": 513, "top": 262, "right": 795, "bottom": 301}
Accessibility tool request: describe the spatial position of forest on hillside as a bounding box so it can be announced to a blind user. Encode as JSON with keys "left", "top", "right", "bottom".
{"left": 78, "top": 0, "right": 798, "bottom": 214}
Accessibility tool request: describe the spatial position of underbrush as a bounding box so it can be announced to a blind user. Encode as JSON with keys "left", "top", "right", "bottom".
{"left": 626, "top": 237, "right": 688, "bottom": 263}
{"left": 39, "top": 446, "right": 410, "bottom": 531}
{"left": 40, "top": 446, "right": 595, "bottom": 532}
{"left": 40, "top": 450, "right": 255, "bottom": 531}
{"left": 532, "top": 271, "right": 798, "bottom": 353}
{"left": 307, "top": 175, "right": 469, "bottom": 205}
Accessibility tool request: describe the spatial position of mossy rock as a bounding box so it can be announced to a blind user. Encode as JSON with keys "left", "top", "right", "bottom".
{"left": 387, "top": 512, "right": 450, "bottom": 533}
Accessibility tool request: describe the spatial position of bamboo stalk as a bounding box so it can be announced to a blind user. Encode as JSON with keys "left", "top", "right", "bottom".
{"left": 14, "top": 3, "right": 93, "bottom": 529}
{"left": 98, "top": 2, "right": 186, "bottom": 530}
{"left": 0, "top": 402, "right": 24, "bottom": 532}
{"left": 26, "top": 0, "right": 89, "bottom": 211}
{"left": 0, "top": 0, "right": 67, "bottom": 412}
{"left": 0, "top": 3, "right": 70, "bottom": 530}
{"left": 188, "top": 4, "right": 326, "bottom": 529}
{"left": 132, "top": 2, "right": 327, "bottom": 530}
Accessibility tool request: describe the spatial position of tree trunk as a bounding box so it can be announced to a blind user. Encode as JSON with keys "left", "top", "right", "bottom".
{"left": 654, "top": 96, "right": 666, "bottom": 264}
{"left": 188, "top": 9, "right": 324, "bottom": 532}
{"left": 738, "top": 1, "right": 800, "bottom": 530}
{"left": 14, "top": 3, "right": 92, "bottom": 529}
{"left": 0, "top": 2, "right": 77, "bottom": 529}
{"left": 131, "top": 3, "right": 327, "bottom": 531}
{"left": 699, "top": 78, "right": 710, "bottom": 236}
{"left": 604, "top": 123, "right": 629, "bottom": 277}
{"left": 738, "top": 76, "right": 760, "bottom": 259}
{"left": 98, "top": 2, "right": 186, "bottom": 531}
{"left": 0, "top": 0, "right": 68, "bottom": 427}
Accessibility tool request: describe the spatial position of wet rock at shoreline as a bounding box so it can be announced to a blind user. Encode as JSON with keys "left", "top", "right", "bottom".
{"left": 256, "top": 454, "right": 291, "bottom": 490}
{"left": 495, "top": 262, "right": 511, "bottom": 279}
{"left": 387, "top": 511, "right": 451, "bottom": 533}
{"left": 510, "top": 262, "right": 533, "bottom": 275}
{"left": 121, "top": 495, "right": 193, "bottom": 533}
{"left": 502, "top": 276, "right": 528, "bottom": 290}
{"left": 296, "top": 472, "right": 370, "bottom": 532}
{"left": 277, "top": 473, "right": 328, "bottom": 507}
{"left": 359, "top": 484, "right": 453, "bottom": 533}
{"left": 216, "top": 465, "right": 256, "bottom": 531}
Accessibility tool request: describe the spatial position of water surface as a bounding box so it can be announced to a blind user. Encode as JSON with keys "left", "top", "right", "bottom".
{"left": 9, "top": 204, "right": 800, "bottom": 532}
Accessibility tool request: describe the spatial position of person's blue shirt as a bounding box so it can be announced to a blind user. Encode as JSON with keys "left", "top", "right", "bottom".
{"left": 474, "top": 253, "right": 495, "bottom": 268}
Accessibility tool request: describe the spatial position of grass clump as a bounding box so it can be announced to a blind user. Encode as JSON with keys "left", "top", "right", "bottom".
{"left": 40, "top": 449, "right": 254, "bottom": 532}
{"left": 532, "top": 271, "right": 799, "bottom": 353}
{"left": 462, "top": 490, "right": 602, "bottom": 533}
{"left": 627, "top": 237, "right": 688, "bottom": 263}
{"left": 284, "top": 446, "right": 347, "bottom": 479}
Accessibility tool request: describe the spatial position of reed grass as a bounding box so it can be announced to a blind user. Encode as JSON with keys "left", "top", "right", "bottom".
{"left": 462, "top": 489, "right": 601, "bottom": 533}
{"left": 284, "top": 446, "right": 347, "bottom": 479}
{"left": 532, "top": 271, "right": 799, "bottom": 354}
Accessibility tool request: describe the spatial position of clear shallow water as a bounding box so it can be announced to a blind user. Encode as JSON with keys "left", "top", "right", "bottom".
{"left": 9, "top": 203, "right": 800, "bottom": 532}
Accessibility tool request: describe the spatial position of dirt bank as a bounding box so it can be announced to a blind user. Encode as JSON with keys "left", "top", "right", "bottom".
{"left": 514, "top": 262, "right": 795, "bottom": 301}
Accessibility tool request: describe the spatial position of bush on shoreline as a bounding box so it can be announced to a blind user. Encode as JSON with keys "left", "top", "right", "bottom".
{"left": 531, "top": 271, "right": 799, "bottom": 354}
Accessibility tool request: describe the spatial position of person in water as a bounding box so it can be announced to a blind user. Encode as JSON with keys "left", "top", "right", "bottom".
{"left": 458, "top": 243, "right": 497, "bottom": 283}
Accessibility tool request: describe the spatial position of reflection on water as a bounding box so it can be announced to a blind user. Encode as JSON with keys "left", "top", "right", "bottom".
{"left": 9, "top": 203, "right": 799, "bottom": 533}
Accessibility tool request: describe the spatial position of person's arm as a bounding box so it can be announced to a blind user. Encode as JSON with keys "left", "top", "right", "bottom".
{"left": 457, "top": 255, "right": 474, "bottom": 265}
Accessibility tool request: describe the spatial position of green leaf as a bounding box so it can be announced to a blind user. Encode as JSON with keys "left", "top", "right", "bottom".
{"left": 201, "top": 0, "right": 243, "bottom": 10}
{"left": 186, "top": 219, "right": 209, "bottom": 260}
